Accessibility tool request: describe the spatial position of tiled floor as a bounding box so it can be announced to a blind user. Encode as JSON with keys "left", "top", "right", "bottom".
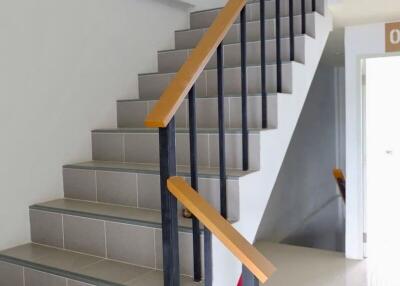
{"left": 256, "top": 241, "right": 368, "bottom": 286}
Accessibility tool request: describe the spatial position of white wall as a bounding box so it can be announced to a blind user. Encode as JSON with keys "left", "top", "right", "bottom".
{"left": 345, "top": 23, "right": 386, "bottom": 259}
{"left": 0, "top": 0, "right": 188, "bottom": 250}
{"left": 256, "top": 64, "right": 345, "bottom": 252}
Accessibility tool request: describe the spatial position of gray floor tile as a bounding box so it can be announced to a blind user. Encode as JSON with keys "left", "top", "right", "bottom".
{"left": 79, "top": 260, "right": 151, "bottom": 284}
{"left": 30, "top": 210, "right": 63, "bottom": 248}
{"left": 24, "top": 269, "right": 66, "bottom": 286}
{"left": 106, "top": 222, "right": 156, "bottom": 268}
{"left": 0, "top": 261, "right": 23, "bottom": 286}
{"left": 155, "top": 230, "right": 200, "bottom": 276}
{"left": 137, "top": 174, "right": 161, "bottom": 210}
{"left": 117, "top": 100, "right": 148, "bottom": 128}
{"left": 63, "top": 168, "right": 96, "bottom": 201}
{"left": 63, "top": 215, "right": 106, "bottom": 257}
{"left": 92, "top": 133, "right": 124, "bottom": 162}
{"left": 34, "top": 248, "right": 102, "bottom": 273}
{"left": 124, "top": 133, "right": 159, "bottom": 164}
{"left": 96, "top": 171, "right": 138, "bottom": 207}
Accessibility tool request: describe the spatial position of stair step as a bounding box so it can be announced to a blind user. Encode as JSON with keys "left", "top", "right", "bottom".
{"left": 29, "top": 199, "right": 203, "bottom": 276}
{"left": 139, "top": 62, "right": 295, "bottom": 100}
{"left": 177, "top": 13, "right": 316, "bottom": 50}
{"left": 159, "top": 36, "right": 307, "bottom": 73}
{"left": 0, "top": 244, "right": 202, "bottom": 285}
{"left": 63, "top": 161, "right": 246, "bottom": 220}
{"left": 91, "top": 128, "right": 263, "bottom": 170}
{"left": 190, "top": 0, "right": 324, "bottom": 29}
{"left": 117, "top": 94, "right": 280, "bottom": 129}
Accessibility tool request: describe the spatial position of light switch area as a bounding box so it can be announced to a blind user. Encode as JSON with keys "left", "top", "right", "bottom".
{"left": 365, "top": 56, "right": 400, "bottom": 285}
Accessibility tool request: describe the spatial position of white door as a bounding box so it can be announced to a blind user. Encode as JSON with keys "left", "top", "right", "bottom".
{"left": 365, "top": 56, "right": 400, "bottom": 285}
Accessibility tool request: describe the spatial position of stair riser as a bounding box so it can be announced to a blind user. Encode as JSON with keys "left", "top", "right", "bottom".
{"left": 159, "top": 36, "right": 305, "bottom": 73}
{"left": 117, "top": 95, "right": 278, "bottom": 129}
{"left": 30, "top": 210, "right": 201, "bottom": 277}
{"left": 91, "top": 132, "right": 260, "bottom": 170}
{"left": 177, "top": 14, "right": 315, "bottom": 50}
{"left": 190, "top": 0, "right": 324, "bottom": 29}
{"left": 139, "top": 64, "right": 292, "bottom": 100}
{"left": 63, "top": 167, "right": 240, "bottom": 221}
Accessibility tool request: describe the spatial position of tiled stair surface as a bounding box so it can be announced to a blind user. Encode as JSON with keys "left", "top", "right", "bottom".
{"left": 0, "top": 0, "right": 329, "bottom": 285}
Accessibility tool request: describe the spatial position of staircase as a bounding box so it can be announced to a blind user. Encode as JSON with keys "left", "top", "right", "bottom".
{"left": 0, "top": 0, "right": 332, "bottom": 285}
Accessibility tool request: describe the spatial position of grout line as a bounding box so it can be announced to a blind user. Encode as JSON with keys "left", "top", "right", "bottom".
{"left": 94, "top": 171, "right": 98, "bottom": 202}
{"left": 205, "top": 70, "right": 208, "bottom": 98}
{"left": 207, "top": 134, "right": 211, "bottom": 168}
{"left": 153, "top": 229, "right": 157, "bottom": 269}
{"left": 136, "top": 173, "right": 139, "bottom": 208}
{"left": 22, "top": 267, "right": 25, "bottom": 286}
{"left": 122, "top": 134, "right": 126, "bottom": 162}
{"left": 61, "top": 215, "right": 65, "bottom": 249}
{"left": 104, "top": 221, "right": 108, "bottom": 258}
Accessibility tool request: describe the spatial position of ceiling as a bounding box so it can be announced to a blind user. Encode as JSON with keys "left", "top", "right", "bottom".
{"left": 323, "top": 0, "right": 400, "bottom": 65}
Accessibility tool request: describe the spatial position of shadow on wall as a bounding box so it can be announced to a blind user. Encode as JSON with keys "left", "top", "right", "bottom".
{"left": 256, "top": 64, "right": 346, "bottom": 252}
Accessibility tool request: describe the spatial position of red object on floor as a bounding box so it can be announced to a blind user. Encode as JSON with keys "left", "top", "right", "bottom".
{"left": 237, "top": 275, "right": 243, "bottom": 286}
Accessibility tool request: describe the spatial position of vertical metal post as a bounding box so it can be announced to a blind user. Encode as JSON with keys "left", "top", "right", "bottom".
{"left": 289, "top": 0, "right": 295, "bottom": 62}
{"left": 275, "top": 0, "right": 282, "bottom": 93}
{"left": 217, "top": 43, "right": 227, "bottom": 219}
{"left": 301, "top": 0, "right": 306, "bottom": 34}
{"left": 158, "top": 118, "right": 180, "bottom": 286}
{"left": 204, "top": 229, "right": 213, "bottom": 286}
{"left": 312, "top": 0, "right": 316, "bottom": 12}
{"left": 188, "top": 86, "right": 202, "bottom": 282}
{"left": 260, "top": 0, "right": 267, "bottom": 130}
{"left": 242, "top": 265, "right": 259, "bottom": 286}
{"left": 240, "top": 7, "right": 249, "bottom": 170}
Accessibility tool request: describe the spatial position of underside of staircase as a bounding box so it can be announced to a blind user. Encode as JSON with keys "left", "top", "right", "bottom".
{"left": 0, "top": 0, "right": 332, "bottom": 285}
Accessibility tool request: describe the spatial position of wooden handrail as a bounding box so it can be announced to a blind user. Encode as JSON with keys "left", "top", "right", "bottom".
{"left": 145, "top": 0, "right": 246, "bottom": 128}
{"left": 167, "top": 176, "right": 276, "bottom": 283}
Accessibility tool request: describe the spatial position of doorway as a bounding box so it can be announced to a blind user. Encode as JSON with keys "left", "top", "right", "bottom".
{"left": 364, "top": 56, "right": 400, "bottom": 285}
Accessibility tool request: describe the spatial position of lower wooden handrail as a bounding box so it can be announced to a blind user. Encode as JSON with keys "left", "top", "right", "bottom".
{"left": 167, "top": 176, "right": 276, "bottom": 283}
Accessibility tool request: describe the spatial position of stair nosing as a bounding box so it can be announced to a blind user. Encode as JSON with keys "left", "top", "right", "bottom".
{"left": 117, "top": 92, "right": 285, "bottom": 103}
{"left": 30, "top": 200, "right": 195, "bottom": 233}
{"left": 63, "top": 161, "right": 255, "bottom": 179}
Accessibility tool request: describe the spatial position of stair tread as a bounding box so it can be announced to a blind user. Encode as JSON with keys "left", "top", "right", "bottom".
{"left": 92, "top": 127, "right": 272, "bottom": 134}
{"left": 64, "top": 161, "right": 254, "bottom": 178}
{"left": 117, "top": 92, "right": 284, "bottom": 103}
{"left": 139, "top": 61, "right": 295, "bottom": 77}
{"left": 178, "top": 12, "right": 319, "bottom": 33}
{"left": 0, "top": 243, "right": 202, "bottom": 285}
{"left": 31, "top": 199, "right": 195, "bottom": 231}
{"left": 159, "top": 34, "right": 310, "bottom": 53}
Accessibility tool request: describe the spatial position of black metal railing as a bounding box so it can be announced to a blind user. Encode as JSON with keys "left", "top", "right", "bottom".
{"left": 155, "top": 0, "right": 315, "bottom": 285}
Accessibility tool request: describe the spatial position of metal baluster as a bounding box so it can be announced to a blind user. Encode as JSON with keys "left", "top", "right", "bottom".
{"left": 242, "top": 265, "right": 259, "bottom": 286}
{"left": 158, "top": 118, "right": 180, "bottom": 286}
{"left": 312, "top": 0, "right": 316, "bottom": 12}
{"left": 301, "top": 0, "right": 306, "bottom": 34}
{"left": 259, "top": 0, "right": 267, "bottom": 129}
{"left": 275, "top": 0, "right": 282, "bottom": 93}
{"left": 289, "top": 0, "right": 295, "bottom": 61}
{"left": 204, "top": 229, "right": 213, "bottom": 286}
{"left": 217, "top": 43, "right": 227, "bottom": 219}
{"left": 240, "top": 7, "right": 249, "bottom": 170}
{"left": 188, "top": 86, "right": 202, "bottom": 282}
